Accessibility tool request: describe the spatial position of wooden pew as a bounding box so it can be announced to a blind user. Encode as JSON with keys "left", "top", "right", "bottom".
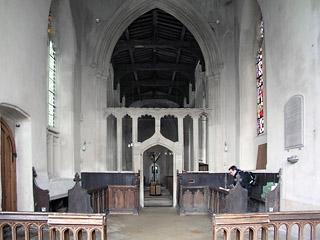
{"left": 178, "top": 171, "right": 281, "bottom": 215}
{"left": 33, "top": 167, "right": 50, "bottom": 212}
{"left": 68, "top": 173, "right": 93, "bottom": 213}
{"left": 81, "top": 172, "right": 140, "bottom": 214}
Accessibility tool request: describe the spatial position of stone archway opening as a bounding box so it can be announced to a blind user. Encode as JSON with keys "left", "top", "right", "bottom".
{"left": 143, "top": 145, "right": 174, "bottom": 207}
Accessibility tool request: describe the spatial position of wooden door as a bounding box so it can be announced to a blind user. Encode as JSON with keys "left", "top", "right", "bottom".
{"left": 256, "top": 143, "right": 267, "bottom": 169}
{"left": 0, "top": 118, "right": 17, "bottom": 211}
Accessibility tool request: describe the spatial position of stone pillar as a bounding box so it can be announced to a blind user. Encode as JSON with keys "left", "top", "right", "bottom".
{"left": 178, "top": 116, "right": 184, "bottom": 170}
{"left": 200, "top": 114, "right": 207, "bottom": 164}
{"left": 188, "top": 121, "right": 192, "bottom": 171}
{"left": 98, "top": 74, "right": 108, "bottom": 171}
{"left": 117, "top": 116, "right": 123, "bottom": 171}
{"left": 178, "top": 116, "right": 183, "bottom": 143}
{"left": 132, "top": 115, "right": 140, "bottom": 172}
{"left": 207, "top": 72, "right": 222, "bottom": 172}
{"left": 193, "top": 115, "right": 199, "bottom": 171}
{"left": 155, "top": 115, "right": 161, "bottom": 134}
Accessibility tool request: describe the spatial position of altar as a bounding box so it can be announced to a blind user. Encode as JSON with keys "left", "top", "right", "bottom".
{"left": 150, "top": 184, "right": 161, "bottom": 196}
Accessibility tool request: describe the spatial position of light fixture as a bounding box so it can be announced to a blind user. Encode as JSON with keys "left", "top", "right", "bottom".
{"left": 82, "top": 141, "right": 86, "bottom": 151}
{"left": 128, "top": 141, "right": 133, "bottom": 148}
{"left": 224, "top": 141, "right": 228, "bottom": 152}
{"left": 134, "top": 45, "right": 145, "bottom": 48}
{"left": 287, "top": 155, "right": 298, "bottom": 163}
{"left": 164, "top": 150, "right": 173, "bottom": 156}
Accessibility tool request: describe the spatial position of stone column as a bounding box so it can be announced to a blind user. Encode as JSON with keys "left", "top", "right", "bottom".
{"left": 188, "top": 121, "right": 192, "bottom": 171}
{"left": 200, "top": 114, "right": 207, "bottom": 164}
{"left": 155, "top": 115, "right": 161, "bottom": 134}
{"left": 178, "top": 116, "right": 183, "bottom": 143}
{"left": 117, "top": 115, "right": 123, "bottom": 171}
{"left": 178, "top": 116, "right": 184, "bottom": 170}
{"left": 132, "top": 115, "right": 140, "bottom": 172}
{"left": 207, "top": 72, "right": 222, "bottom": 172}
{"left": 193, "top": 115, "right": 199, "bottom": 171}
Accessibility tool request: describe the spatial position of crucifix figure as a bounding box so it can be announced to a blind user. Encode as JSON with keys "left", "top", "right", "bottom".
{"left": 148, "top": 152, "right": 161, "bottom": 183}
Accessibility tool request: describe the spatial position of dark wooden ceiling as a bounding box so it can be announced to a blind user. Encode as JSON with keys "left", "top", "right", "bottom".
{"left": 111, "top": 9, "right": 204, "bottom": 108}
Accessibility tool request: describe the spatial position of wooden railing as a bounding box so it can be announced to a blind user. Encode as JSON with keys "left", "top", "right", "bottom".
{"left": 207, "top": 187, "right": 229, "bottom": 214}
{"left": 212, "top": 211, "right": 320, "bottom": 240}
{"left": 88, "top": 186, "right": 108, "bottom": 213}
{"left": 0, "top": 211, "right": 107, "bottom": 240}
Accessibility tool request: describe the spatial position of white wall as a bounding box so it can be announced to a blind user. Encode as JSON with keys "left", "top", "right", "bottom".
{"left": 0, "top": 0, "right": 82, "bottom": 209}
{"left": 236, "top": 0, "right": 265, "bottom": 171}
{"left": 258, "top": 0, "right": 320, "bottom": 210}
{"left": 0, "top": 0, "right": 51, "bottom": 210}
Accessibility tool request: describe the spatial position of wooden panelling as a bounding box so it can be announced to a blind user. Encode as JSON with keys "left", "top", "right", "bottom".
{"left": 33, "top": 167, "right": 50, "bottom": 212}
{"left": 179, "top": 186, "right": 207, "bottom": 215}
{"left": 108, "top": 185, "right": 139, "bottom": 214}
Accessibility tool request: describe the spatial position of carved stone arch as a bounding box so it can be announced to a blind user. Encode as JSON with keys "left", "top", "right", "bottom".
{"left": 92, "top": 0, "right": 223, "bottom": 77}
{"left": 140, "top": 135, "right": 175, "bottom": 153}
{"left": 139, "top": 135, "right": 176, "bottom": 207}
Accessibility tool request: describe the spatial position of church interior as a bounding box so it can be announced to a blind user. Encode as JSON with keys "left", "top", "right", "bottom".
{"left": 0, "top": 0, "right": 320, "bottom": 238}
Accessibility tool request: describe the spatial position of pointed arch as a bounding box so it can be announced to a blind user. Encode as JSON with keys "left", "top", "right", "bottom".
{"left": 92, "top": 0, "right": 223, "bottom": 77}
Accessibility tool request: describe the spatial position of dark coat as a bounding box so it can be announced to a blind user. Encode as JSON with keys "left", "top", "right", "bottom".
{"left": 233, "top": 169, "right": 252, "bottom": 195}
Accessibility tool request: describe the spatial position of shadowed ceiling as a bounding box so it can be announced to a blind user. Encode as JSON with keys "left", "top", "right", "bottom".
{"left": 111, "top": 8, "right": 204, "bottom": 108}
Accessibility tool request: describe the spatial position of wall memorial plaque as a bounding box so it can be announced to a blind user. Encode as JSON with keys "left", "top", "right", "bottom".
{"left": 284, "top": 95, "right": 304, "bottom": 150}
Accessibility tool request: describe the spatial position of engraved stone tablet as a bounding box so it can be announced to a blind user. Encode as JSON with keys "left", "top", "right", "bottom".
{"left": 284, "top": 95, "right": 304, "bottom": 150}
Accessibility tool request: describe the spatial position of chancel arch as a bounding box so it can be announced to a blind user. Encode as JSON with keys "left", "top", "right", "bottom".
{"left": 92, "top": 0, "right": 223, "bottom": 76}
{"left": 92, "top": 0, "right": 224, "bottom": 173}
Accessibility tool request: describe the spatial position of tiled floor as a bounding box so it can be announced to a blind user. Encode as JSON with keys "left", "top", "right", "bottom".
{"left": 107, "top": 207, "right": 213, "bottom": 240}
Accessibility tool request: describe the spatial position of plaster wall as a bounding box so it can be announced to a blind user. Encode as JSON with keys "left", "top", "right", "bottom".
{"left": 0, "top": 0, "right": 51, "bottom": 210}
{"left": 0, "top": 0, "right": 83, "bottom": 209}
{"left": 39, "top": 0, "right": 80, "bottom": 196}
{"left": 235, "top": 0, "right": 266, "bottom": 171}
{"left": 258, "top": 0, "right": 320, "bottom": 210}
{"left": 81, "top": 0, "right": 127, "bottom": 66}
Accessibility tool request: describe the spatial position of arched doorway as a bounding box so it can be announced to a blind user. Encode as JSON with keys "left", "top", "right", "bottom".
{"left": 143, "top": 145, "right": 173, "bottom": 207}
{"left": 0, "top": 118, "right": 17, "bottom": 211}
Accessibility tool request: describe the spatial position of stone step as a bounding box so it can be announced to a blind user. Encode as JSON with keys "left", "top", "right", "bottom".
{"left": 144, "top": 187, "right": 173, "bottom": 207}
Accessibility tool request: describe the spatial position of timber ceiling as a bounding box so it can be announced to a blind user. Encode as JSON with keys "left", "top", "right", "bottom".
{"left": 111, "top": 9, "right": 204, "bottom": 108}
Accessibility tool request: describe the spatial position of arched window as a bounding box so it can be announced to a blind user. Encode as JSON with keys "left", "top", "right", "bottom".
{"left": 47, "top": 7, "right": 60, "bottom": 178}
{"left": 48, "top": 40, "right": 56, "bottom": 128}
{"left": 47, "top": 10, "right": 58, "bottom": 128}
{"left": 256, "top": 18, "right": 264, "bottom": 135}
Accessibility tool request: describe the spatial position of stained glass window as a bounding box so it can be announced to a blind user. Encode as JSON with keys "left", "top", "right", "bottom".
{"left": 48, "top": 40, "right": 56, "bottom": 127}
{"left": 48, "top": 11, "right": 52, "bottom": 33}
{"left": 257, "top": 19, "right": 264, "bottom": 135}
